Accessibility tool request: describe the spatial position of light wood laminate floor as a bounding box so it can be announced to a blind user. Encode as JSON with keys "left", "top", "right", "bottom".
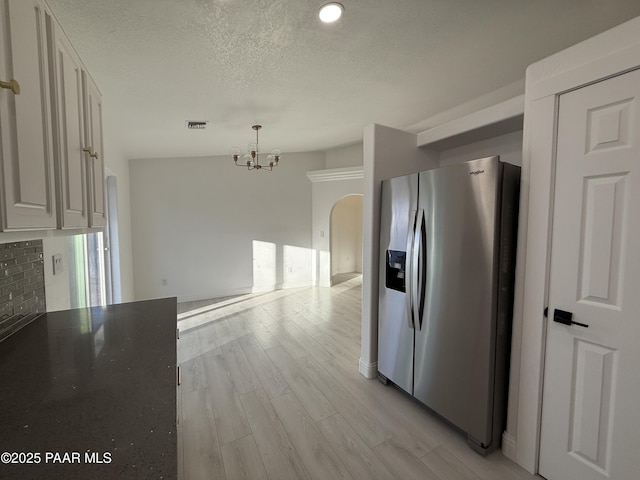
{"left": 176, "top": 276, "right": 537, "bottom": 480}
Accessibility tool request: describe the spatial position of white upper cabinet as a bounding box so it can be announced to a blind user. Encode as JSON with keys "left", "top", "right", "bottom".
{"left": 83, "top": 72, "right": 106, "bottom": 227}
{"left": 46, "top": 13, "right": 106, "bottom": 229}
{"left": 0, "top": 0, "right": 56, "bottom": 231}
{"left": 46, "top": 14, "right": 88, "bottom": 228}
{"left": 0, "top": 0, "right": 107, "bottom": 231}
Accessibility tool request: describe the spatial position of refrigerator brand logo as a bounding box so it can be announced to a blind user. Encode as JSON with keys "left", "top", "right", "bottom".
{"left": 469, "top": 169, "right": 485, "bottom": 176}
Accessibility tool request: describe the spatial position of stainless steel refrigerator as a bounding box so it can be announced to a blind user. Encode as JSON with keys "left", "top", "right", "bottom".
{"left": 378, "top": 156, "right": 520, "bottom": 454}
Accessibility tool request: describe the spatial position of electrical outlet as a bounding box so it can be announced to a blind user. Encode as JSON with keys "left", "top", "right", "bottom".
{"left": 52, "top": 254, "right": 63, "bottom": 275}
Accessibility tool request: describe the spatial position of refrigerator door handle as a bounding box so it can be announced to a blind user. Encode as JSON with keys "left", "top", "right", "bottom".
{"left": 417, "top": 209, "right": 427, "bottom": 330}
{"left": 412, "top": 209, "right": 425, "bottom": 330}
{"left": 406, "top": 210, "right": 417, "bottom": 329}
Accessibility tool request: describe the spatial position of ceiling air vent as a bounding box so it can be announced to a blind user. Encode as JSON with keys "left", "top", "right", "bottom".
{"left": 186, "top": 120, "right": 209, "bottom": 130}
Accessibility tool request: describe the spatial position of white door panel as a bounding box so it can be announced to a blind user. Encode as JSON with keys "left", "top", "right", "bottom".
{"left": 48, "top": 16, "right": 88, "bottom": 228}
{"left": 0, "top": 0, "right": 56, "bottom": 230}
{"left": 83, "top": 72, "right": 106, "bottom": 227}
{"left": 539, "top": 68, "right": 640, "bottom": 480}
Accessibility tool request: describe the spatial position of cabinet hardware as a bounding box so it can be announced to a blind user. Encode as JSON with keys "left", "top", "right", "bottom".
{"left": 83, "top": 147, "right": 98, "bottom": 159}
{"left": 0, "top": 79, "right": 20, "bottom": 95}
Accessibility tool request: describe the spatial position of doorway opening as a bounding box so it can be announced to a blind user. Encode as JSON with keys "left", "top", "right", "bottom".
{"left": 68, "top": 232, "right": 106, "bottom": 308}
{"left": 67, "top": 173, "right": 121, "bottom": 308}
{"left": 330, "top": 194, "right": 363, "bottom": 286}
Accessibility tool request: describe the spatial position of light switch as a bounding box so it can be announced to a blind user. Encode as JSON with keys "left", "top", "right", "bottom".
{"left": 52, "top": 254, "right": 63, "bottom": 275}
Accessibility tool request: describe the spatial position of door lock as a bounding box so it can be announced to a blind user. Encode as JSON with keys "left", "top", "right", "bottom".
{"left": 553, "top": 309, "right": 589, "bottom": 328}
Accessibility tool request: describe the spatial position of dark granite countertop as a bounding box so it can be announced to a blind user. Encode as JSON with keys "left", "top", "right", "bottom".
{"left": 0, "top": 298, "right": 177, "bottom": 480}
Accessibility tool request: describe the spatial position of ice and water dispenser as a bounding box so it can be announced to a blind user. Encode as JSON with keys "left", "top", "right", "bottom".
{"left": 385, "top": 250, "right": 406, "bottom": 293}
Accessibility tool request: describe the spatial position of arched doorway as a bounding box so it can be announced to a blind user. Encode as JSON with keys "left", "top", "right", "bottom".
{"left": 330, "top": 194, "right": 363, "bottom": 285}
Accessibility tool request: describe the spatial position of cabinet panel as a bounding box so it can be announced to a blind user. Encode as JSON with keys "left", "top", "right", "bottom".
{"left": 83, "top": 73, "right": 106, "bottom": 227}
{"left": 47, "top": 15, "right": 88, "bottom": 228}
{"left": 0, "top": 0, "right": 56, "bottom": 230}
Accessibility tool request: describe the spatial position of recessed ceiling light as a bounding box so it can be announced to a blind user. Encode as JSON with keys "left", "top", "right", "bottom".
{"left": 319, "top": 2, "right": 344, "bottom": 23}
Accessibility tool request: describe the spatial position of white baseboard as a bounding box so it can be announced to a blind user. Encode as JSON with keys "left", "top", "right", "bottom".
{"left": 177, "top": 286, "right": 252, "bottom": 303}
{"left": 501, "top": 431, "right": 517, "bottom": 461}
{"left": 359, "top": 358, "right": 377, "bottom": 378}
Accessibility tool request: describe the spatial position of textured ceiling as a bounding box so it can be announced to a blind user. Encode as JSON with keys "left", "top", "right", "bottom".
{"left": 45, "top": 0, "right": 640, "bottom": 160}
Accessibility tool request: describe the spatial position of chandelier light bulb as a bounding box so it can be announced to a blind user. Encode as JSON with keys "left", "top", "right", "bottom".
{"left": 319, "top": 3, "right": 344, "bottom": 23}
{"left": 230, "top": 124, "right": 281, "bottom": 171}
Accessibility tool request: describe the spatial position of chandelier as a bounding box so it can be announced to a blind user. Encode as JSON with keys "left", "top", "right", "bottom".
{"left": 230, "top": 125, "right": 281, "bottom": 171}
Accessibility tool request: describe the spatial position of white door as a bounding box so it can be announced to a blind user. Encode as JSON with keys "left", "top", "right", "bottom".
{"left": 0, "top": 0, "right": 56, "bottom": 230}
{"left": 83, "top": 72, "right": 106, "bottom": 227}
{"left": 539, "top": 68, "right": 640, "bottom": 479}
{"left": 48, "top": 15, "right": 88, "bottom": 228}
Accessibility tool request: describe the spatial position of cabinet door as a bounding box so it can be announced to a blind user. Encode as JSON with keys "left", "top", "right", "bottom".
{"left": 83, "top": 72, "right": 106, "bottom": 227}
{"left": 0, "top": 0, "right": 56, "bottom": 230}
{"left": 47, "top": 15, "right": 88, "bottom": 228}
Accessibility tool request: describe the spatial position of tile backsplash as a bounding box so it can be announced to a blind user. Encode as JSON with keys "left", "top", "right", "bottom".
{"left": 0, "top": 240, "right": 46, "bottom": 343}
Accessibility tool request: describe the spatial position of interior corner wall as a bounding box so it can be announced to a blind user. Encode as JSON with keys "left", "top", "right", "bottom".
{"left": 360, "top": 123, "right": 439, "bottom": 378}
{"left": 129, "top": 152, "right": 325, "bottom": 302}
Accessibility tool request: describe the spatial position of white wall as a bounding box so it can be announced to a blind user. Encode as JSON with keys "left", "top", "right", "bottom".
{"left": 439, "top": 130, "right": 523, "bottom": 167}
{"left": 331, "top": 195, "right": 363, "bottom": 277}
{"left": 325, "top": 143, "right": 363, "bottom": 168}
{"left": 42, "top": 235, "right": 72, "bottom": 311}
{"left": 129, "top": 152, "right": 325, "bottom": 302}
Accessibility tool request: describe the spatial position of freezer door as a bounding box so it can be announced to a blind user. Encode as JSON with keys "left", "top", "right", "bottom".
{"left": 413, "top": 157, "right": 502, "bottom": 447}
{"left": 378, "top": 174, "right": 418, "bottom": 394}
